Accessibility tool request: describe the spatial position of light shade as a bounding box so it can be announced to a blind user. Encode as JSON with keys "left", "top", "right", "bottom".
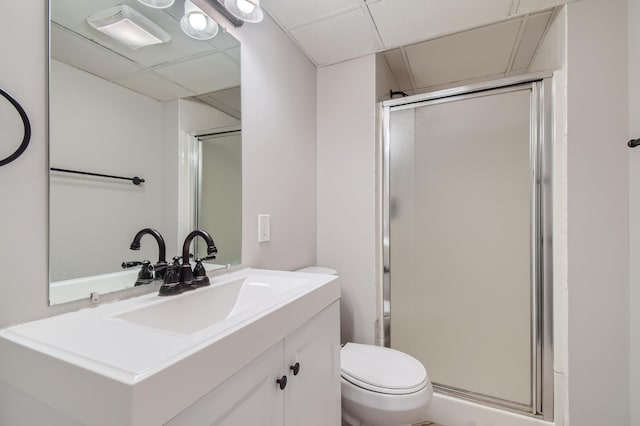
{"left": 87, "top": 5, "right": 171, "bottom": 50}
{"left": 181, "top": 0, "right": 219, "bottom": 40}
{"left": 136, "top": 0, "right": 175, "bottom": 9}
{"left": 224, "top": 0, "right": 264, "bottom": 23}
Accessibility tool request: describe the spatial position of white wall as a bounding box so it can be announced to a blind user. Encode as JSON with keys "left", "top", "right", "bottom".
{"left": 565, "top": 1, "right": 630, "bottom": 425}
{"left": 233, "top": 15, "right": 318, "bottom": 272}
{"left": 317, "top": 55, "right": 377, "bottom": 344}
{"left": 628, "top": 0, "right": 640, "bottom": 424}
{"left": 49, "top": 60, "right": 165, "bottom": 281}
{"left": 375, "top": 54, "right": 399, "bottom": 102}
{"left": 0, "top": 2, "right": 317, "bottom": 327}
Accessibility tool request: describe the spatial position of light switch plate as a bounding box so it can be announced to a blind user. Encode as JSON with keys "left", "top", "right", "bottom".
{"left": 258, "top": 214, "right": 270, "bottom": 243}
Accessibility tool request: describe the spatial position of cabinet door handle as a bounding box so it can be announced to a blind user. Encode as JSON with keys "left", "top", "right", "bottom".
{"left": 290, "top": 362, "right": 300, "bottom": 376}
{"left": 276, "top": 375, "right": 287, "bottom": 390}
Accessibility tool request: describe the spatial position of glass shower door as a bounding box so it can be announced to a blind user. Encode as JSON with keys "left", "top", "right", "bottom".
{"left": 386, "top": 85, "right": 541, "bottom": 410}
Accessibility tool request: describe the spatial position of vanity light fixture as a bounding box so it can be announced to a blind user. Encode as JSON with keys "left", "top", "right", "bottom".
{"left": 181, "top": 0, "right": 219, "bottom": 40}
{"left": 87, "top": 5, "right": 171, "bottom": 50}
{"left": 136, "top": 0, "right": 175, "bottom": 8}
{"left": 223, "top": 0, "right": 263, "bottom": 23}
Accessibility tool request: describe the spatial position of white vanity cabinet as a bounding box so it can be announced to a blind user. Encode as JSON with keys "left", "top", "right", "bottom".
{"left": 166, "top": 301, "right": 340, "bottom": 426}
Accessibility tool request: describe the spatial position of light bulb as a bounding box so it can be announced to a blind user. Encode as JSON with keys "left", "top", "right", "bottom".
{"left": 236, "top": 0, "right": 255, "bottom": 14}
{"left": 188, "top": 12, "right": 208, "bottom": 31}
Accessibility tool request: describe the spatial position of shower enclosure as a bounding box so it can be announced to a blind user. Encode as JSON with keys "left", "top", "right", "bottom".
{"left": 381, "top": 76, "right": 553, "bottom": 420}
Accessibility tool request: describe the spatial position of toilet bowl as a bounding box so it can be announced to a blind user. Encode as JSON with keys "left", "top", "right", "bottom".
{"left": 340, "top": 343, "right": 432, "bottom": 426}
{"left": 295, "top": 267, "right": 432, "bottom": 426}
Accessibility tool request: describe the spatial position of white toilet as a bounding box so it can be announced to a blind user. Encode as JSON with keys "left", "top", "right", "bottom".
{"left": 341, "top": 343, "right": 432, "bottom": 426}
{"left": 296, "top": 267, "right": 433, "bottom": 426}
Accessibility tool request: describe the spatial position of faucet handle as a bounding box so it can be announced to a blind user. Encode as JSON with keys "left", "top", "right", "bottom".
{"left": 172, "top": 254, "right": 194, "bottom": 264}
{"left": 122, "top": 260, "right": 145, "bottom": 269}
{"left": 122, "top": 260, "right": 154, "bottom": 286}
{"left": 197, "top": 254, "right": 217, "bottom": 262}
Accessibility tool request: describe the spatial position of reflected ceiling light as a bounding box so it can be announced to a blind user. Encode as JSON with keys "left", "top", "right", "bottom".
{"left": 181, "top": 0, "right": 219, "bottom": 40}
{"left": 87, "top": 5, "right": 171, "bottom": 50}
{"left": 224, "top": 0, "right": 263, "bottom": 23}
{"left": 136, "top": 0, "right": 175, "bottom": 9}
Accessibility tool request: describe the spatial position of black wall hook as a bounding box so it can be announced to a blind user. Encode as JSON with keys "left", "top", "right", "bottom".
{"left": 629, "top": 138, "right": 640, "bottom": 148}
{"left": 0, "top": 88, "right": 31, "bottom": 167}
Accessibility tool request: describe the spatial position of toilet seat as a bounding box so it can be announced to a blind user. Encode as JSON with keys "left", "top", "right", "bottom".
{"left": 341, "top": 343, "right": 428, "bottom": 395}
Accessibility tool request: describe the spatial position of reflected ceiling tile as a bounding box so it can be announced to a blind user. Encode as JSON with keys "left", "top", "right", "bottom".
{"left": 511, "top": 11, "right": 552, "bottom": 71}
{"left": 405, "top": 19, "right": 521, "bottom": 89}
{"left": 154, "top": 52, "right": 240, "bottom": 94}
{"left": 208, "top": 30, "right": 241, "bottom": 51}
{"left": 290, "top": 8, "right": 382, "bottom": 66}
{"left": 383, "top": 49, "right": 413, "bottom": 92}
{"left": 51, "top": 24, "right": 142, "bottom": 80}
{"left": 516, "top": 0, "right": 575, "bottom": 14}
{"left": 226, "top": 47, "right": 241, "bottom": 64}
{"left": 262, "top": 0, "right": 362, "bottom": 29}
{"left": 114, "top": 71, "right": 195, "bottom": 101}
{"left": 193, "top": 86, "right": 242, "bottom": 119}
{"left": 52, "top": 0, "right": 214, "bottom": 68}
{"left": 369, "top": 0, "right": 513, "bottom": 48}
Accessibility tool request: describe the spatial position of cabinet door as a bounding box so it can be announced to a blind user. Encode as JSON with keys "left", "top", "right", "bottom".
{"left": 166, "top": 341, "right": 284, "bottom": 426}
{"left": 284, "top": 301, "right": 341, "bottom": 426}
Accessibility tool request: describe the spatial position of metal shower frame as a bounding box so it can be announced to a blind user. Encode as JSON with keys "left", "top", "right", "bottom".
{"left": 379, "top": 73, "right": 554, "bottom": 421}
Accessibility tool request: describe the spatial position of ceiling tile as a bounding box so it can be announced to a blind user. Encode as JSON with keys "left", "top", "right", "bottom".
{"left": 511, "top": 11, "right": 552, "bottom": 71}
{"left": 290, "top": 7, "right": 382, "bottom": 66}
{"left": 114, "top": 71, "right": 195, "bottom": 101}
{"left": 369, "top": 0, "right": 514, "bottom": 48}
{"left": 262, "top": 0, "right": 362, "bottom": 29}
{"left": 51, "top": 24, "right": 142, "bottom": 81}
{"left": 383, "top": 49, "right": 413, "bottom": 92}
{"left": 154, "top": 52, "right": 240, "bottom": 94}
{"left": 405, "top": 18, "right": 522, "bottom": 89}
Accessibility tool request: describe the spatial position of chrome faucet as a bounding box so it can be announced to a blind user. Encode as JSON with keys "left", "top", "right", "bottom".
{"left": 129, "top": 228, "right": 168, "bottom": 279}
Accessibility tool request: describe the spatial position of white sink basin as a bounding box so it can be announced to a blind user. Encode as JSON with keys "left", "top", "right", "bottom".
{"left": 114, "top": 274, "right": 311, "bottom": 334}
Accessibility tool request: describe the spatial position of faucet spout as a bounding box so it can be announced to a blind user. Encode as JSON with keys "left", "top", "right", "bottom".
{"left": 130, "top": 228, "right": 168, "bottom": 278}
{"left": 180, "top": 230, "right": 218, "bottom": 289}
{"left": 182, "top": 229, "right": 217, "bottom": 261}
{"left": 130, "top": 228, "right": 167, "bottom": 262}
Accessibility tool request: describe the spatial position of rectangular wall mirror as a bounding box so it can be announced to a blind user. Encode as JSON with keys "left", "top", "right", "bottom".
{"left": 49, "top": 0, "right": 242, "bottom": 305}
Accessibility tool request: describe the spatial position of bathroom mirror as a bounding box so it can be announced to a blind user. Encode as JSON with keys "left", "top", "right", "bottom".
{"left": 48, "top": 0, "right": 241, "bottom": 305}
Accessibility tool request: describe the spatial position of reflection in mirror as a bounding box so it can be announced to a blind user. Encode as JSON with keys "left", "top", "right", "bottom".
{"left": 49, "top": 0, "right": 241, "bottom": 305}
{"left": 192, "top": 128, "right": 242, "bottom": 265}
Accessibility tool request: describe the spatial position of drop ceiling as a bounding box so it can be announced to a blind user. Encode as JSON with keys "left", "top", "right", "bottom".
{"left": 52, "top": 0, "right": 576, "bottom": 105}
{"left": 261, "top": 0, "right": 576, "bottom": 95}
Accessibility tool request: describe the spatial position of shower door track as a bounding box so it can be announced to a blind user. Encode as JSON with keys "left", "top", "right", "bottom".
{"left": 380, "top": 72, "right": 554, "bottom": 421}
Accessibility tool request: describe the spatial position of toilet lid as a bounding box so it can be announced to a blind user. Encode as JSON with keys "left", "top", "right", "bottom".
{"left": 340, "top": 343, "right": 428, "bottom": 395}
